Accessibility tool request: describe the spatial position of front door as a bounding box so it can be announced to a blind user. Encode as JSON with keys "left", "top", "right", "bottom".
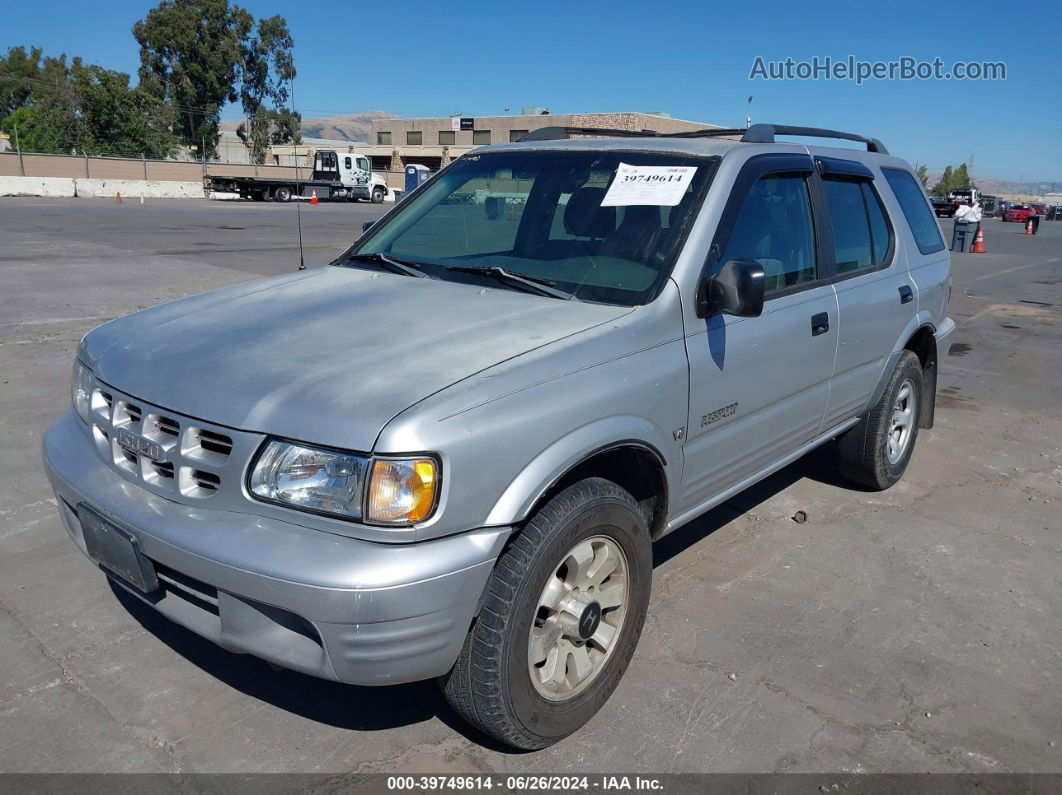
{"left": 679, "top": 155, "right": 838, "bottom": 512}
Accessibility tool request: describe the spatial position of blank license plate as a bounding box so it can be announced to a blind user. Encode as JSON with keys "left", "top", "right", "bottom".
{"left": 78, "top": 505, "right": 159, "bottom": 594}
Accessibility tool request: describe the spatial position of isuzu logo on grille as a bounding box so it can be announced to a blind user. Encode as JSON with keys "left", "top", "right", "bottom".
{"left": 114, "top": 428, "right": 164, "bottom": 462}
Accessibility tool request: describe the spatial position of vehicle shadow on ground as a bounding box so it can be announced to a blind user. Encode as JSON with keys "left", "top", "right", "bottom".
{"left": 110, "top": 441, "right": 849, "bottom": 751}
{"left": 653, "top": 441, "right": 849, "bottom": 567}
{"left": 111, "top": 577, "right": 530, "bottom": 751}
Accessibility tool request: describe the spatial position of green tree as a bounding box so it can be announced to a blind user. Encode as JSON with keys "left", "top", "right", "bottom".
{"left": 237, "top": 15, "right": 298, "bottom": 162}
{"left": 954, "top": 163, "right": 976, "bottom": 190}
{"left": 2, "top": 53, "right": 82, "bottom": 153}
{"left": 133, "top": 0, "right": 297, "bottom": 158}
{"left": 1, "top": 104, "right": 61, "bottom": 152}
{"left": 930, "top": 162, "right": 978, "bottom": 196}
{"left": 914, "top": 163, "right": 929, "bottom": 189}
{"left": 931, "top": 165, "right": 953, "bottom": 196}
{"left": 71, "top": 61, "right": 177, "bottom": 158}
{"left": 0, "top": 51, "right": 177, "bottom": 158}
{"left": 0, "top": 45, "right": 42, "bottom": 124}
{"left": 236, "top": 106, "right": 301, "bottom": 163}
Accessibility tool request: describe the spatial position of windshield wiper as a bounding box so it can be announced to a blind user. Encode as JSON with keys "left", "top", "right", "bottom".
{"left": 445, "top": 265, "right": 573, "bottom": 300}
{"left": 344, "top": 252, "right": 427, "bottom": 278}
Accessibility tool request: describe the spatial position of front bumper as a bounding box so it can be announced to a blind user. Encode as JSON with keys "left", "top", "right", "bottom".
{"left": 42, "top": 410, "right": 509, "bottom": 685}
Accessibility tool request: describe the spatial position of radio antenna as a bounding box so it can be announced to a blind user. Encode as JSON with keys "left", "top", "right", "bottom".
{"left": 291, "top": 78, "right": 306, "bottom": 271}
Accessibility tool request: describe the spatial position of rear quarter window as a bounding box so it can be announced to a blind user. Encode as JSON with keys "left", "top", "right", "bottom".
{"left": 882, "top": 168, "right": 945, "bottom": 255}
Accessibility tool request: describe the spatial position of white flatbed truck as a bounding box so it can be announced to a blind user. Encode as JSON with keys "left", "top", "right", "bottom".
{"left": 205, "top": 150, "right": 389, "bottom": 203}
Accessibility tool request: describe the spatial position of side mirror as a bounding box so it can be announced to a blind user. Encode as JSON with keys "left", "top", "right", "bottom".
{"left": 362, "top": 220, "right": 375, "bottom": 233}
{"left": 697, "top": 259, "right": 765, "bottom": 318}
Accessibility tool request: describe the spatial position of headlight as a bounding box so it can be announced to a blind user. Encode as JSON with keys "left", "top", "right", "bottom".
{"left": 249, "top": 440, "right": 439, "bottom": 526}
{"left": 72, "top": 360, "right": 92, "bottom": 424}
{"left": 250, "top": 440, "right": 370, "bottom": 520}
{"left": 366, "top": 457, "right": 438, "bottom": 525}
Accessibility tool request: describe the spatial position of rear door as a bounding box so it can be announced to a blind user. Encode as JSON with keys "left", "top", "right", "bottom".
{"left": 819, "top": 157, "right": 917, "bottom": 427}
{"left": 679, "top": 154, "right": 838, "bottom": 510}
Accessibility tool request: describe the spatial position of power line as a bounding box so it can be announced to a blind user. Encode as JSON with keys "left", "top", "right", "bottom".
{"left": 0, "top": 71, "right": 296, "bottom": 120}
{"left": 2, "top": 72, "right": 394, "bottom": 123}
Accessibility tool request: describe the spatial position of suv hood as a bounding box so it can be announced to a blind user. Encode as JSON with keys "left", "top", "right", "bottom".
{"left": 83, "top": 267, "right": 630, "bottom": 451}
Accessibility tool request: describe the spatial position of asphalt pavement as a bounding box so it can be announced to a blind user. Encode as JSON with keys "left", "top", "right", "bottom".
{"left": 0, "top": 198, "right": 1058, "bottom": 775}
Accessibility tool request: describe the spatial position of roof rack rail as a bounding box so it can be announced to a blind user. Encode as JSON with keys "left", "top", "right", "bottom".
{"left": 669, "top": 127, "right": 747, "bottom": 139}
{"left": 738, "top": 124, "right": 888, "bottom": 154}
{"left": 518, "top": 122, "right": 888, "bottom": 154}
{"left": 519, "top": 126, "right": 658, "bottom": 142}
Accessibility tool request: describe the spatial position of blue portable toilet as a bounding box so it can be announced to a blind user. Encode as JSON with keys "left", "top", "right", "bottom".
{"left": 404, "top": 164, "right": 431, "bottom": 194}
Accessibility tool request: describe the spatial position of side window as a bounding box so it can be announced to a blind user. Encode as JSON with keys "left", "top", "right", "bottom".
{"left": 863, "top": 182, "right": 891, "bottom": 266}
{"left": 823, "top": 178, "right": 873, "bottom": 273}
{"left": 882, "top": 168, "right": 945, "bottom": 255}
{"left": 823, "top": 178, "right": 893, "bottom": 274}
{"left": 721, "top": 174, "right": 817, "bottom": 294}
{"left": 344, "top": 156, "right": 352, "bottom": 170}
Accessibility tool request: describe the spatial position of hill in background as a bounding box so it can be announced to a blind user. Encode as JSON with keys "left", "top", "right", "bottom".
{"left": 220, "top": 111, "right": 397, "bottom": 143}
{"left": 924, "top": 170, "right": 1058, "bottom": 197}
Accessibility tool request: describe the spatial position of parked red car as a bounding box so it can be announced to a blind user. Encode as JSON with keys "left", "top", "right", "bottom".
{"left": 1003, "top": 204, "right": 1032, "bottom": 222}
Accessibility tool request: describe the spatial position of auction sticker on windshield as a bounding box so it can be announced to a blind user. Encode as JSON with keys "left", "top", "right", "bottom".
{"left": 601, "top": 163, "right": 698, "bottom": 206}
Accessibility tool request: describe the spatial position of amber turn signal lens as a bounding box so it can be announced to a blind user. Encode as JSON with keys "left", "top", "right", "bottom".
{"left": 366, "top": 457, "right": 438, "bottom": 525}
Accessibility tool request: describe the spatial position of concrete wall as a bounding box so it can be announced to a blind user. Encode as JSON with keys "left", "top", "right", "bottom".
{"left": 0, "top": 176, "right": 78, "bottom": 197}
{"left": 0, "top": 151, "right": 305, "bottom": 182}
{"left": 75, "top": 179, "right": 206, "bottom": 198}
{"left": 0, "top": 175, "right": 204, "bottom": 199}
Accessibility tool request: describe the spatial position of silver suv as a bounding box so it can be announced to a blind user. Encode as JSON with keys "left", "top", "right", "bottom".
{"left": 43, "top": 124, "right": 954, "bottom": 750}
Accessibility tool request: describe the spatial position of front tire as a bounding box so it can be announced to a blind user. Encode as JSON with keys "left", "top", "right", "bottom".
{"left": 836, "top": 350, "right": 923, "bottom": 490}
{"left": 371, "top": 186, "right": 385, "bottom": 204}
{"left": 441, "top": 477, "right": 652, "bottom": 750}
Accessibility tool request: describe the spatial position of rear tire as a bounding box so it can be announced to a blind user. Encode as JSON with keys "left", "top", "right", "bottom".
{"left": 836, "top": 351, "right": 923, "bottom": 490}
{"left": 273, "top": 186, "right": 292, "bottom": 202}
{"left": 441, "top": 477, "right": 651, "bottom": 750}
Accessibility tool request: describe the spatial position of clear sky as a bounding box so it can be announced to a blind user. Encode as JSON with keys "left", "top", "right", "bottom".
{"left": 4, "top": 0, "right": 1059, "bottom": 183}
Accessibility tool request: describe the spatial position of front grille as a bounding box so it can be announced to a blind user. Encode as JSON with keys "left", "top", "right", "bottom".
{"left": 154, "top": 415, "right": 180, "bottom": 438}
{"left": 86, "top": 379, "right": 257, "bottom": 504}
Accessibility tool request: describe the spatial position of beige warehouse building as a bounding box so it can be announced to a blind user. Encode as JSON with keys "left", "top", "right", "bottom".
{"left": 361, "top": 109, "right": 720, "bottom": 175}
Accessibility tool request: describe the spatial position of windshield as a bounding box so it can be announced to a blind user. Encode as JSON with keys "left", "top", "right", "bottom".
{"left": 346, "top": 149, "right": 718, "bottom": 306}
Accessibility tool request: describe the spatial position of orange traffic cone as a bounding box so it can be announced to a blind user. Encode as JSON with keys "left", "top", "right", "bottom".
{"left": 971, "top": 223, "right": 985, "bottom": 253}
{"left": 507, "top": 203, "right": 516, "bottom": 221}
{"left": 115, "top": 192, "right": 122, "bottom": 204}
{"left": 310, "top": 190, "right": 318, "bottom": 205}
{"left": 1026, "top": 218, "right": 1034, "bottom": 235}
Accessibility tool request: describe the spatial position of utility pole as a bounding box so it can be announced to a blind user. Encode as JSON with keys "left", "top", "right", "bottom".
{"left": 13, "top": 119, "right": 25, "bottom": 176}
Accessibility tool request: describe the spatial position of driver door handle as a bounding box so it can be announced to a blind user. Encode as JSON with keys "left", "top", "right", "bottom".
{"left": 811, "top": 312, "right": 830, "bottom": 336}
